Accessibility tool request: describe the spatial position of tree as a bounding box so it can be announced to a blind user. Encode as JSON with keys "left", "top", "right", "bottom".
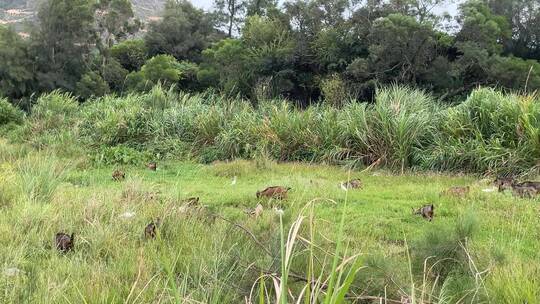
{"left": 125, "top": 55, "right": 183, "bottom": 91}
{"left": 487, "top": 56, "right": 540, "bottom": 92}
{"left": 145, "top": 0, "right": 220, "bottom": 62}
{"left": 94, "top": 0, "right": 141, "bottom": 49}
{"left": 456, "top": 0, "right": 511, "bottom": 55}
{"left": 0, "top": 26, "right": 34, "bottom": 100}
{"left": 367, "top": 13, "right": 439, "bottom": 84}
{"left": 30, "top": 0, "right": 97, "bottom": 92}
{"left": 110, "top": 39, "right": 148, "bottom": 71}
{"left": 246, "top": 0, "right": 278, "bottom": 17}
{"left": 214, "top": 0, "right": 247, "bottom": 37}
{"left": 486, "top": 0, "right": 540, "bottom": 60}
{"left": 76, "top": 71, "right": 110, "bottom": 99}
{"left": 102, "top": 58, "right": 129, "bottom": 91}
{"left": 198, "top": 16, "right": 296, "bottom": 98}
{"left": 243, "top": 15, "right": 296, "bottom": 97}
{"left": 198, "top": 39, "right": 253, "bottom": 94}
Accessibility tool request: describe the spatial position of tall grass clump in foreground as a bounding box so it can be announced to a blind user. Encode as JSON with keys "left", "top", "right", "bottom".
{"left": 423, "top": 88, "right": 540, "bottom": 175}
{"left": 251, "top": 200, "right": 365, "bottom": 304}
{"left": 348, "top": 86, "right": 440, "bottom": 171}
{"left": 411, "top": 212, "right": 485, "bottom": 303}
{"left": 79, "top": 94, "right": 151, "bottom": 146}
{"left": 16, "top": 153, "right": 67, "bottom": 203}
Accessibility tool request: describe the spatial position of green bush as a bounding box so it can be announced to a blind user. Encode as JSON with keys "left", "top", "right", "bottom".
{"left": 368, "top": 86, "right": 440, "bottom": 170}
{"left": 0, "top": 98, "right": 24, "bottom": 126}
{"left": 75, "top": 71, "right": 110, "bottom": 100}
{"left": 422, "top": 88, "right": 540, "bottom": 174}
{"left": 79, "top": 94, "right": 150, "bottom": 146}
{"left": 320, "top": 74, "right": 352, "bottom": 108}
{"left": 30, "top": 91, "right": 79, "bottom": 130}
{"left": 412, "top": 212, "right": 481, "bottom": 302}
{"left": 22, "top": 91, "right": 80, "bottom": 151}
{"left": 110, "top": 39, "right": 148, "bottom": 71}
{"left": 16, "top": 153, "right": 67, "bottom": 203}
{"left": 91, "top": 145, "right": 149, "bottom": 165}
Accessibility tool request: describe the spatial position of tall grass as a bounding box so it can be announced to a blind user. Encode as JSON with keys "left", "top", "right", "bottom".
{"left": 5, "top": 85, "right": 540, "bottom": 174}
{"left": 16, "top": 154, "right": 67, "bottom": 203}
{"left": 422, "top": 89, "right": 540, "bottom": 174}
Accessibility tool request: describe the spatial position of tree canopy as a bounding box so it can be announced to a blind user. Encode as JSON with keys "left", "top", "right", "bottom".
{"left": 0, "top": 0, "right": 539, "bottom": 105}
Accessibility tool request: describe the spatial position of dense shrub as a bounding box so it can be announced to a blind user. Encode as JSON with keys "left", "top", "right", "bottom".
{"left": 91, "top": 145, "right": 150, "bottom": 165}
{"left": 79, "top": 94, "right": 151, "bottom": 146}
{"left": 0, "top": 98, "right": 24, "bottom": 126}
{"left": 422, "top": 88, "right": 540, "bottom": 174}
{"left": 24, "top": 91, "right": 81, "bottom": 152}
{"left": 30, "top": 91, "right": 79, "bottom": 128}
{"left": 75, "top": 71, "right": 110, "bottom": 99}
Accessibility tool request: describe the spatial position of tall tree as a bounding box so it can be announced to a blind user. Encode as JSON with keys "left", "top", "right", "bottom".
{"left": 214, "top": 0, "right": 247, "bottom": 37}
{"left": 0, "top": 26, "right": 34, "bottom": 100}
{"left": 456, "top": 0, "right": 511, "bottom": 55}
{"left": 486, "top": 0, "right": 540, "bottom": 60}
{"left": 30, "top": 0, "right": 97, "bottom": 92}
{"left": 246, "top": 0, "right": 278, "bottom": 17}
{"left": 145, "top": 0, "right": 220, "bottom": 62}
{"left": 94, "top": 0, "right": 141, "bottom": 49}
{"left": 367, "top": 13, "right": 439, "bottom": 83}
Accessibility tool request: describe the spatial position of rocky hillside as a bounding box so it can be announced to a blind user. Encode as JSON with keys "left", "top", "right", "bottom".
{"left": 0, "top": 0, "right": 168, "bottom": 32}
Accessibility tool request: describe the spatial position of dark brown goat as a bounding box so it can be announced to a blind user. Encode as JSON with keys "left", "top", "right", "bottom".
{"left": 55, "top": 232, "right": 75, "bottom": 253}
{"left": 144, "top": 218, "right": 161, "bottom": 239}
{"left": 112, "top": 170, "right": 125, "bottom": 181}
{"left": 413, "top": 204, "right": 434, "bottom": 221}
{"left": 147, "top": 162, "right": 157, "bottom": 171}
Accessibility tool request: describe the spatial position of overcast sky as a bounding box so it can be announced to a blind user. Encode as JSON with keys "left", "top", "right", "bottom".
{"left": 192, "top": 0, "right": 213, "bottom": 10}
{"left": 190, "top": 0, "right": 461, "bottom": 15}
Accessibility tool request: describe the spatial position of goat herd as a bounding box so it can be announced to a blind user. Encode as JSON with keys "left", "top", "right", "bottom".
{"left": 53, "top": 164, "right": 539, "bottom": 253}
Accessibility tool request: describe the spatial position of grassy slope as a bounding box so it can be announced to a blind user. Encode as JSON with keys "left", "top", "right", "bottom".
{"left": 1, "top": 141, "right": 539, "bottom": 303}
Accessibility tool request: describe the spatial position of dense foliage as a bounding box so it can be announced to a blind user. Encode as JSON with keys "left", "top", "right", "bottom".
{"left": 6, "top": 85, "right": 539, "bottom": 175}
{"left": 1, "top": 0, "right": 540, "bottom": 106}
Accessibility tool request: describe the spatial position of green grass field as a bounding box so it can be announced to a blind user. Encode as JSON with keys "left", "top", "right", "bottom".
{"left": 1, "top": 140, "right": 539, "bottom": 303}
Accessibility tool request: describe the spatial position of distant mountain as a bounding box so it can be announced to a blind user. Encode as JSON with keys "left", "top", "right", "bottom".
{"left": 0, "top": 0, "right": 168, "bottom": 33}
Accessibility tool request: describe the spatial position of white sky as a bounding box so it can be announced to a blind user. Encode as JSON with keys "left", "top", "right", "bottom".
{"left": 191, "top": 0, "right": 213, "bottom": 10}
{"left": 190, "top": 0, "right": 461, "bottom": 15}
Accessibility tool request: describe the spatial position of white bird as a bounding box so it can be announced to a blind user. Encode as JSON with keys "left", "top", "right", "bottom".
{"left": 231, "top": 176, "right": 237, "bottom": 185}
{"left": 119, "top": 211, "right": 136, "bottom": 219}
{"left": 4, "top": 267, "right": 24, "bottom": 277}
{"left": 273, "top": 207, "right": 284, "bottom": 216}
{"left": 340, "top": 182, "right": 348, "bottom": 191}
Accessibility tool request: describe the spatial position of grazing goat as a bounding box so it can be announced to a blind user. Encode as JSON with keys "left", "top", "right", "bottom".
{"left": 256, "top": 186, "right": 291, "bottom": 199}
{"left": 144, "top": 218, "right": 161, "bottom": 239}
{"left": 183, "top": 197, "right": 200, "bottom": 207}
{"left": 511, "top": 184, "right": 538, "bottom": 198}
{"left": 494, "top": 176, "right": 514, "bottom": 192}
{"left": 440, "top": 186, "right": 470, "bottom": 198}
{"left": 147, "top": 162, "right": 157, "bottom": 171}
{"left": 339, "top": 179, "right": 362, "bottom": 190}
{"left": 413, "top": 204, "right": 434, "bottom": 221}
{"left": 112, "top": 170, "right": 125, "bottom": 181}
{"left": 55, "top": 232, "right": 75, "bottom": 253}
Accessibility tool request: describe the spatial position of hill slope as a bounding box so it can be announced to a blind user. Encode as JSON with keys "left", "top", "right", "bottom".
{"left": 0, "top": 0, "right": 168, "bottom": 32}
